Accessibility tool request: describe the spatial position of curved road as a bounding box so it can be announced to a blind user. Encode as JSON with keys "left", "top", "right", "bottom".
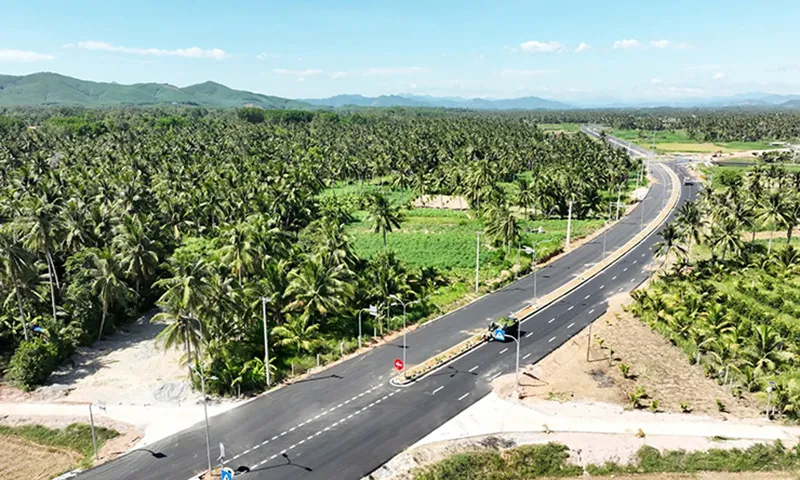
{"left": 78, "top": 133, "right": 698, "bottom": 480}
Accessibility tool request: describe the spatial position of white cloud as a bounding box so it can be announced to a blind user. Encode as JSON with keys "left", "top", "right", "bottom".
{"left": 503, "top": 45, "right": 519, "bottom": 53}
{"left": 575, "top": 42, "right": 590, "bottom": 53}
{"left": 256, "top": 52, "right": 279, "bottom": 60}
{"left": 328, "top": 66, "right": 428, "bottom": 79}
{"left": 274, "top": 68, "right": 323, "bottom": 76}
{"left": 0, "top": 48, "right": 55, "bottom": 62}
{"left": 650, "top": 78, "right": 663, "bottom": 84}
{"left": 650, "top": 39, "right": 670, "bottom": 48}
{"left": 74, "top": 41, "right": 227, "bottom": 60}
{"left": 673, "top": 42, "right": 691, "bottom": 50}
{"left": 519, "top": 40, "right": 565, "bottom": 54}
{"left": 499, "top": 68, "right": 556, "bottom": 78}
{"left": 613, "top": 39, "right": 639, "bottom": 49}
{"left": 713, "top": 72, "right": 726, "bottom": 80}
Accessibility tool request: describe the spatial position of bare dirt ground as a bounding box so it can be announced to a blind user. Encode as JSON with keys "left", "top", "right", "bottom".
{"left": 513, "top": 292, "right": 758, "bottom": 418}
{"left": 0, "top": 435, "right": 81, "bottom": 480}
{"left": 0, "top": 310, "right": 242, "bottom": 474}
{"left": 412, "top": 194, "right": 469, "bottom": 210}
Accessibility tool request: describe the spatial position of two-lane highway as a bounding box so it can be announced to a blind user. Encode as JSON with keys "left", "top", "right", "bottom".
{"left": 78, "top": 135, "right": 696, "bottom": 480}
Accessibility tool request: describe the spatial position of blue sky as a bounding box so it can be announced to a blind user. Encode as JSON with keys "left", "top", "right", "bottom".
{"left": 1, "top": 0, "right": 799, "bottom": 101}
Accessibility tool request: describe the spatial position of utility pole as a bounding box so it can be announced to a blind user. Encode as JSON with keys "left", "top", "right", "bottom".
{"left": 522, "top": 245, "right": 538, "bottom": 305}
{"left": 261, "top": 296, "right": 272, "bottom": 388}
{"left": 565, "top": 200, "right": 573, "bottom": 250}
{"left": 475, "top": 231, "right": 482, "bottom": 293}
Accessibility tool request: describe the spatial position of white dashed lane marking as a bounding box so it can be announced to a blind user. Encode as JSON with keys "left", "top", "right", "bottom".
{"left": 469, "top": 365, "right": 478, "bottom": 372}
{"left": 499, "top": 348, "right": 508, "bottom": 355}
{"left": 588, "top": 309, "right": 595, "bottom": 315}
{"left": 548, "top": 318, "right": 555, "bottom": 324}
{"left": 548, "top": 336, "right": 556, "bottom": 343}
{"left": 432, "top": 386, "right": 444, "bottom": 395}
{"left": 567, "top": 322, "right": 575, "bottom": 329}
{"left": 523, "top": 353, "right": 531, "bottom": 360}
{"left": 458, "top": 393, "right": 470, "bottom": 401}
{"left": 567, "top": 306, "right": 574, "bottom": 311}
{"left": 525, "top": 332, "right": 533, "bottom": 338}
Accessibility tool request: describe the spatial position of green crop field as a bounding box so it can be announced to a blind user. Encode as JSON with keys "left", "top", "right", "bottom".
{"left": 610, "top": 128, "right": 779, "bottom": 153}
{"left": 537, "top": 123, "right": 581, "bottom": 133}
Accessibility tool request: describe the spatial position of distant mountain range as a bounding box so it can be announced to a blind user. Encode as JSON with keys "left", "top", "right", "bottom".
{"left": 1, "top": 72, "right": 799, "bottom": 111}
{"left": 302, "top": 93, "right": 572, "bottom": 110}
{"left": 0, "top": 72, "right": 311, "bottom": 109}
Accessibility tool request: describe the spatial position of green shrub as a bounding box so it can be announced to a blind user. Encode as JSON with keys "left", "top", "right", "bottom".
{"left": 7, "top": 338, "right": 60, "bottom": 390}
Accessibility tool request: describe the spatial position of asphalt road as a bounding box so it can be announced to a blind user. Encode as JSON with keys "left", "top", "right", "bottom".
{"left": 78, "top": 134, "right": 698, "bottom": 480}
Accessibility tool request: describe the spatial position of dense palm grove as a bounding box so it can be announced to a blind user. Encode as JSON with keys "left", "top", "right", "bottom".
{"left": 637, "top": 165, "right": 800, "bottom": 418}
{"left": 0, "top": 108, "right": 637, "bottom": 394}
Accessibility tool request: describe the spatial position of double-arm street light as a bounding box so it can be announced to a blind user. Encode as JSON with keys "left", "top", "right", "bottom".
{"left": 390, "top": 295, "right": 419, "bottom": 370}
{"left": 521, "top": 244, "right": 539, "bottom": 306}
{"left": 261, "top": 296, "right": 273, "bottom": 388}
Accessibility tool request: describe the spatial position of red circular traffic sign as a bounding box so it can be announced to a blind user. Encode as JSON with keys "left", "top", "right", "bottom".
{"left": 394, "top": 358, "right": 404, "bottom": 371}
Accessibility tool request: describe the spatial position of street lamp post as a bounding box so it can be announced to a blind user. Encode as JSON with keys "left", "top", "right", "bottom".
{"left": 475, "top": 231, "right": 482, "bottom": 293}
{"left": 261, "top": 296, "right": 272, "bottom": 388}
{"left": 616, "top": 184, "right": 622, "bottom": 221}
{"left": 192, "top": 364, "right": 218, "bottom": 475}
{"left": 522, "top": 245, "right": 538, "bottom": 306}
{"left": 565, "top": 200, "right": 574, "bottom": 250}
{"left": 504, "top": 333, "right": 522, "bottom": 395}
{"left": 89, "top": 401, "right": 106, "bottom": 460}
{"left": 390, "top": 295, "right": 418, "bottom": 370}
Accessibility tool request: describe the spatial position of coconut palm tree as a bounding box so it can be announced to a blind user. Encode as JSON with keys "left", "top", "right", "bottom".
{"left": 113, "top": 214, "right": 161, "bottom": 296}
{"left": 272, "top": 314, "right": 320, "bottom": 355}
{"left": 0, "top": 228, "right": 35, "bottom": 340}
{"left": 485, "top": 201, "right": 520, "bottom": 252}
{"left": 284, "top": 255, "right": 354, "bottom": 326}
{"left": 674, "top": 201, "right": 704, "bottom": 256}
{"left": 366, "top": 193, "right": 404, "bottom": 250}
{"left": 757, "top": 191, "right": 791, "bottom": 254}
{"left": 654, "top": 223, "right": 686, "bottom": 270}
{"left": 87, "top": 249, "right": 132, "bottom": 341}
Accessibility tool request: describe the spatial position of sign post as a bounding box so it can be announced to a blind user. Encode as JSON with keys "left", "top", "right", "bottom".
{"left": 493, "top": 328, "right": 505, "bottom": 342}
{"left": 394, "top": 358, "right": 404, "bottom": 371}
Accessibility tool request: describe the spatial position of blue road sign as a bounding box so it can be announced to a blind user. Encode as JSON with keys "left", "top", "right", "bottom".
{"left": 221, "top": 468, "right": 234, "bottom": 480}
{"left": 493, "top": 328, "right": 505, "bottom": 342}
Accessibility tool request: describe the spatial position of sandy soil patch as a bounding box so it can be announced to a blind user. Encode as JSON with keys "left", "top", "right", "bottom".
{"left": 0, "top": 435, "right": 81, "bottom": 480}
{"left": 412, "top": 194, "right": 469, "bottom": 210}
{"left": 511, "top": 292, "right": 758, "bottom": 418}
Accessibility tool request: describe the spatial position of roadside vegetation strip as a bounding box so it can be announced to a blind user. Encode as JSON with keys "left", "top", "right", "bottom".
{"left": 411, "top": 441, "right": 800, "bottom": 480}
{"left": 393, "top": 164, "right": 680, "bottom": 386}
{"left": 0, "top": 423, "right": 119, "bottom": 469}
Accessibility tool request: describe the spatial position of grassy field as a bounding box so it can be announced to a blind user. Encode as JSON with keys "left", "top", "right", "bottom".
{"left": 0, "top": 423, "right": 119, "bottom": 478}
{"left": 610, "top": 129, "right": 778, "bottom": 153}
{"left": 348, "top": 206, "right": 602, "bottom": 307}
{"left": 537, "top": 123, "right": 581, "bottom": 133}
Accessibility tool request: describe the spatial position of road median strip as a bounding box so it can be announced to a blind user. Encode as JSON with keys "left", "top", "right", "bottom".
{"left": 391, "top": 162, "right": 680, "bottom": 386}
